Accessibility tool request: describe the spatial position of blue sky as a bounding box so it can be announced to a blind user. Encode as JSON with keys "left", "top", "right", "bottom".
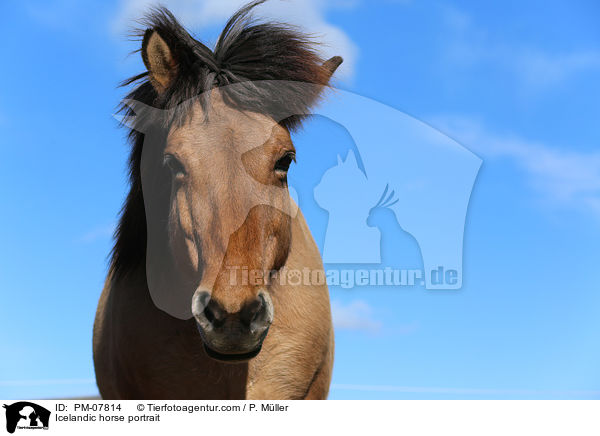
{"left": 1, "top": 0, "right": 599, "bottom": 399}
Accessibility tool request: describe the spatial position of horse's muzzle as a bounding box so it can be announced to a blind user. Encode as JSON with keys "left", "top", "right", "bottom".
{"left": 191, "top": 288, "right": 274, "bottom": 363}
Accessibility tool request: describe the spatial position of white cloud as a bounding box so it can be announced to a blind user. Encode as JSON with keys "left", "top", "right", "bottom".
{"left": 441, "top": 5, "right": 600, "bottom": 87}
{"left": 430, "top": 115, "right": 600, "bottom": 219}
{"left": 331, "top": 299, "right": 382, "bottom": 332}
{"left": 112, "top": 0, "right": 358, "bottom": 80}
{"left": 514, "top": 51, "right": 600, "bottom": 86}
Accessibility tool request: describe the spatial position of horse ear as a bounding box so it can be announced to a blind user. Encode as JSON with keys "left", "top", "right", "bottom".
{"left": 142, "top": 29, "right": 178, "bottom": 93}
{"left": 322, "top": 56, "right": 343, "bottom": 83}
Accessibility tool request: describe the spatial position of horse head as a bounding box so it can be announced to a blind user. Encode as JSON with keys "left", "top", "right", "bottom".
{"left": 119, "top": 4, "right": 342, "bottom": 362}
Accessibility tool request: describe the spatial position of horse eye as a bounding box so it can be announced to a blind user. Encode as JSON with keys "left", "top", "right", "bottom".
{"left": 274, "top": 152, "right": 295, "bottom": 174}
{"left": 163, "top": 154, "right": 186, "bottom": 177}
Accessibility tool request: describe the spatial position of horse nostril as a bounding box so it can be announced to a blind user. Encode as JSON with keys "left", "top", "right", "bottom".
{"left": 203, "top": 301, "right": 226, "bottom": 328}
{"left": 240, "top": 295, "right": 264, "bottom": 326}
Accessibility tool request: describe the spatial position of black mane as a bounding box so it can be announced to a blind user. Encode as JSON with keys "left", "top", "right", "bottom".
{"left": 110, "top": 0, "right": 335, "bottom": 281}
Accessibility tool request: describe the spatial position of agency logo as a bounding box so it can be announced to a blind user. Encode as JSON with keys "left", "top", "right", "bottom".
{"left": 2, "top": 402, "right": 50, "bottom": 434}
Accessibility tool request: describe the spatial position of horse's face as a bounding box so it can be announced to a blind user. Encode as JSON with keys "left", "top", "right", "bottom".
{"left": 135, "top": 24, "right": 341, "bottom": 362}
{"left": 165, "top": 91, "right": 294, "bottom": 361}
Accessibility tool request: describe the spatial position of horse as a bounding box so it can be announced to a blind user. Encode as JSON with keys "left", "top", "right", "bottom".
{"left": 93, "top": 1, "right": 342, "bottom": 399}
